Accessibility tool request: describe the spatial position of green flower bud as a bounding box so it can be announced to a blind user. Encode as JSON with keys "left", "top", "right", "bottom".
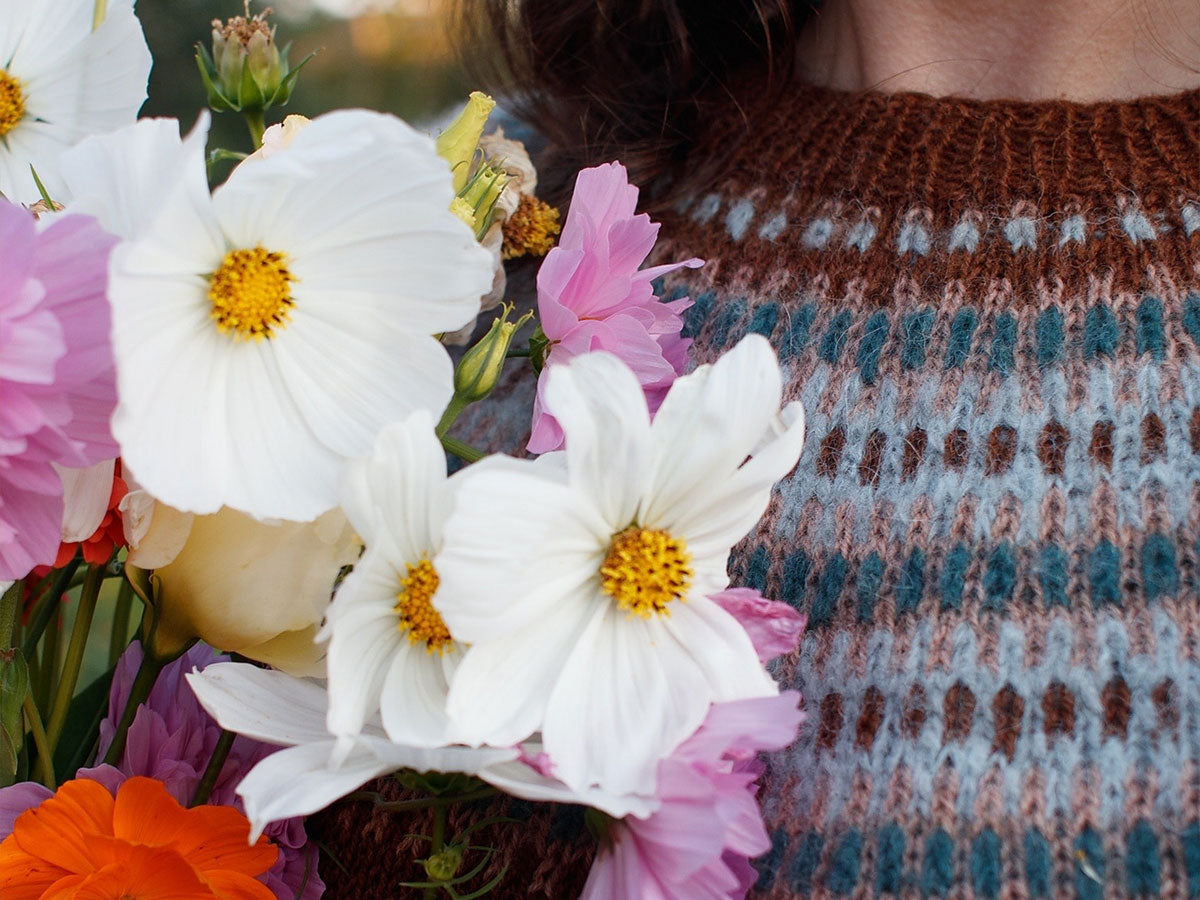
{"left": 196, "top": 5, "right": 313, "bottom": 115}
{"left": 454, "top": 305, "right": 533, "bottom": 404}
{"left": 436, "top": 92, "right": 496, "bottom": 193}
{"left": 423, "top": 846, "right": 463, "bottom": 882}
{"left": 458, "top": 162, "right": 510, "bottom": 240}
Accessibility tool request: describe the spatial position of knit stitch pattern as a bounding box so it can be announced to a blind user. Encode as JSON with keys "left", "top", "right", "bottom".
{"left": 318, "top": 86, "right": 1200, "bottom": 898}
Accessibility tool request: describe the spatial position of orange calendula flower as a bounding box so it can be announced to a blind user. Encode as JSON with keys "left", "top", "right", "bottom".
{"left": 0, "top": 776, "right": 277, "bottom": 900}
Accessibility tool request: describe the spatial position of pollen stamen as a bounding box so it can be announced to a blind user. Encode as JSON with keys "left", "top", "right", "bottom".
{"left": 394, "top": 558, "right": 452, "bottom": 653}
{"left": 600, "top": 526, "right": 693, "bottom": 618}
{"left": 208, "top": 246, "right": 296, "bottom": 340}
{"left": 0, "top": 71, "right": 26, "bottom": 138}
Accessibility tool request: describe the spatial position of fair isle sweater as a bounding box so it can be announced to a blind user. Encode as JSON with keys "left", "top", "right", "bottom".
{"left": 316, "top": 85, "right": 1200, "bottom": 898}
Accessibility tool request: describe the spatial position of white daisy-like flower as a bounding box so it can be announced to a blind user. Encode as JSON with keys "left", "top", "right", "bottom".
{"left": 0, "top": 0, "right": 151, "bottom": 201}
{"left": 72, "top": 109, "right": 494, "bottom": 521}
{"left": 186, "top": 662, "right": 520, "bottom": 840}
{"left": 437, "top": 334, "right": 805, "bottom": 798}
{"left": 321, "top": 410, "right": 466, "bottom": 748}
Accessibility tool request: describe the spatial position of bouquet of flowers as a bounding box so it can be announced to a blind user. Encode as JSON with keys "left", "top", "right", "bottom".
{"left": 0, "top": 2, "right": 807, "bottom": 897}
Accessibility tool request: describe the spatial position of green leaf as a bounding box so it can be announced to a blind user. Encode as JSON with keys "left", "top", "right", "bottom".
{"left": 0, "top": 649, "right": 30, "bottom": 787}
{"left": 53, "top": 666, "right": 114, "bottom": 784}
{"left": 271, "top": 50, "right": 316, "bottom": 106}
{"left": 195, "top": 45, "right": 235, "bottom": 112}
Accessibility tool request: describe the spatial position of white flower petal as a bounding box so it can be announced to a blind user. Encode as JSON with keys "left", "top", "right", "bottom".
{"left": 55, "top": 459, "right": 113, "bottom": 542}
{"left": 540, "top": 604, "right": 709, "bottom": 798}
{"left": 446, "top": 596, "right": 597, "bottom": 747}
{"left": 642, "top": 335, "right": 788, "bottom": 530}
{"left": 480, "top": 760, "right": 657, "bottom": 821}
{"left": 379, "top": 642, "right": 457, "bottom": 748}
{"left": 543, "top": 351, "right": 653, "bottom": 529}
{"left": 186, "top": 662, "right": 333, "bottom": 747}
{"left": 60, "top": 114, "right": 212, "bottom": 241}
{"left": 324, "top": 584, "right": 404, "bottom": 739}
{"left": 437, "top": 456, "right": 605, "bottom": 641}
{"left": 339, "top": 413, "right": 445, "bottom": 559}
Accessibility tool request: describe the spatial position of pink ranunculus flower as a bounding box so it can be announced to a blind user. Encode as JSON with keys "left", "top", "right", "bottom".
{"left": 528, "top": 161, "right": 703, "bottom": 453}
{"left": 0, "top": 200, "right": 119, "bottom": 580}
{"left": 710, "top": 587, "right": 807, "bottom": 663}
{"left": 580, "top": 692, "right": 805, "bottom": 900}
{"left": 0, "top": 642, "right": 325, "bottom": 900}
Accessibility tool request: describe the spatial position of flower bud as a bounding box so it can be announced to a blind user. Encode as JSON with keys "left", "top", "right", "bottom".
{"left": 453, "top": 305, "right": 532, "bottom": 403}
{"left": 436, "top": 91, "right": 495, "bottom": 193}
{"left": 458, "top": 162, "right": 510, "bottom": 240}
{"left": 423, "top": 846, "right": 463, "bottom": 882}
{"left": 196, "top": 5, "right": 311, "bottom": 114}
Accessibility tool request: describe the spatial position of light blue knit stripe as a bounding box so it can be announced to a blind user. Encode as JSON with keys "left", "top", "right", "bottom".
{"left": 769, "top": 608, "right": 1196, "bottom": 831}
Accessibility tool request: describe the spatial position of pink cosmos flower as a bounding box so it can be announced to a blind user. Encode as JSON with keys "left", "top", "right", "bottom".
{"left": 580, "top": 691, "right": 805, "bottom": 900}
{"left": 528, "top": 162, "right": 702, "bottom": 453}
{"left": 0, "top": 642, "right": 324, "bottom": 900}
{"left": 710, "top": 588, "right": 807, "bottom": 663}
{"left": 0, "top": 200, "right": 119, "bottom": 580}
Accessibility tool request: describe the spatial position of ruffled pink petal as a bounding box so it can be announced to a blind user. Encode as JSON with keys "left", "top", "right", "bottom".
{"left": 710, "top": 588, "right": 806, "bottom": 663}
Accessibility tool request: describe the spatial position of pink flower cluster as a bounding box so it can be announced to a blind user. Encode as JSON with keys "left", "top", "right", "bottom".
{"left": 0, "top": 200, "right": 119, "bottom": 579}
{"left": 528, "top": 162, "right": 702, "bottom": 453}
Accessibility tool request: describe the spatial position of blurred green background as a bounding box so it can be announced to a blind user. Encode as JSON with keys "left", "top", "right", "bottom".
{"left": 139, "top": 0, "right": 470, "bottom": 153}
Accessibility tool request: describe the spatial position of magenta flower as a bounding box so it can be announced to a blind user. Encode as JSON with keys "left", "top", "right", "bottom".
{"left": 0, "top": 200, "right": 119, "bottom": 580}
{"left": 580, "top": 692, "right": 805, "bottom": 900}
{"left": 0, "top": 642, "right": 324, "bottom": 900}
{"left": 528, "top": 161, "right": 702, "bottom": 453}
{"left": 710, "top": 588, "right": 807, "bottom": 663}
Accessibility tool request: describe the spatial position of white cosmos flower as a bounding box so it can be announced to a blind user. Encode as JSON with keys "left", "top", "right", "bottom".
{"left": 437, "top": 334, "right": 805, "bottom": 798}
{"left": 321, "top": 410, "right": 465, "bottom": 748}
{"left": 73, "top": 109, "right": 494, "bottom": 521}
{"left": 186, "top": 662, "right": 519, "bottom": 840}
{"left": 0, "top": 0, "right": 150, "bottom": 202}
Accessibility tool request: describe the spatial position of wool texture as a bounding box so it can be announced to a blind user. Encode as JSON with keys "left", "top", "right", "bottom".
{"left": 316, "top": 85, "right": 1200, "bottom": 898}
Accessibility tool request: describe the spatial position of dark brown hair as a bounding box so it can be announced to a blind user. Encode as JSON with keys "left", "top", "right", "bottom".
{"left": 455, "top": 1, "right": 810, "bottom": 210}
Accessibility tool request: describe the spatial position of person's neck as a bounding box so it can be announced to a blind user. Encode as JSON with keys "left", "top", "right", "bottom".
{"left": 795, "top": 0, "right": 1200, "bottom": 101}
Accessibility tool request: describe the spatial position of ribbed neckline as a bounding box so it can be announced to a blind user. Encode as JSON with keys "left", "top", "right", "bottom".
{"left": 722, "top": 82, "right": 1199, "bottom": 212}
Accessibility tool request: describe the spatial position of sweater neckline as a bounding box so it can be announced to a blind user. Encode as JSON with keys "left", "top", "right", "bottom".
{"left": 722, "top": 81, "right": 1199, "bottom": 211}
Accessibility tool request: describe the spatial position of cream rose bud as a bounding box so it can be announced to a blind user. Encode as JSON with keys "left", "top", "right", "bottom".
{"left": 124, "top": 501, "right": 359, "bottom": 675}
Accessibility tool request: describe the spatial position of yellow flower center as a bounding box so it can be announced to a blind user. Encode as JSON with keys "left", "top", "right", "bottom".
{"left": 600, "top": 526, "right": 693, "bottom": 618}
{"left": 501, "top": 195, "right": 561, "bottom": 260}
{"left": 208, "top": 246, "right": 296, "bottom": 341}
{"left": 394, "top": 558, "right": 452, "bottom": 653}
{"left": 0, "top": 70, "right": 26, "bottom": 138}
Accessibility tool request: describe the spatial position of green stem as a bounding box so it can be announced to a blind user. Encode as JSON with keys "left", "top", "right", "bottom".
{"left": 352, "top": 786, "right": 498, "bottom": 814}
{"left": 21, "top": 556, "right": 81, "bottom": 659}
{"left": 102, "top": 644, "right": 165, "bottom": 766}
{"left": 23, "top": 691, "right": 54, "bottom": 791}
{"left": 242, "top": 109, "right": 266, "bottom": 149}
{"left": 440, "top": 435, "right": 485, "bottom": 463}
{"left": 42, "top": 566, "right": 102, "bottom": 762}
{"left": 424, "top": 804, "right": 448, "bottom": 900}
{"left": 0, "top": 580, "right": 20, "bottom": 650}
{"left": 190, "top": 730, "right": 235, "bottom": 807}
{"left": 91, "top": 0, "right": 107, "bottom": 30}
{"left": 504, "top": 347, "right": 531, "bottom": 358}
{"left": 108, "top": 579, "right": 134, "bottom": 670}
{"left": 435, "top": 394, "right": 470, "bottom": 439}
{"left": 34, "top": 610, "right": 59, "bottom": 716}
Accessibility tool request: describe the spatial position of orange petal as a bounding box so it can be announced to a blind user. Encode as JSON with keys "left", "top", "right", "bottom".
{"left": 42, "top": 845, "right": 214, "bottom": 900}
{"left": 172, "top": 804, "right": 278, "bottom": 877}
{"left": 111, "top": 775, "right": 190, "bottom": 848}
{"left": 8, "top": 778, "right": 114, "bottom": 873}
{"left": 202, "top": 869, "right": 280, "bottom": 900}
{"left": 0, "top": 836, "right": 67, "bottom": 900}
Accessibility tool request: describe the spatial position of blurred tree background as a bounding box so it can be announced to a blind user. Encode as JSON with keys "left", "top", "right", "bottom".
{"left": 138, "top": 0, "right": 469, "bottom": 154}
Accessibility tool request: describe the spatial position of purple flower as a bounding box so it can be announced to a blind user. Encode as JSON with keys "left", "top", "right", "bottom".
{"left": 528, "top": 162, "right": 702, "bottom": 453}
{"left": 0, "top": 642, "right": 324, "bottom": 899}
{"left": 0, "top": 199, "right": 119, "bottom": 579}
{"left": 580, "top": 692, "right": 805, "bottom": 900}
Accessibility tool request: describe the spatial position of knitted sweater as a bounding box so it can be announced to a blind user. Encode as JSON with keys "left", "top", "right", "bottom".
{"left": 315, "top": 85, "right": 1200, "bottom": 898}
